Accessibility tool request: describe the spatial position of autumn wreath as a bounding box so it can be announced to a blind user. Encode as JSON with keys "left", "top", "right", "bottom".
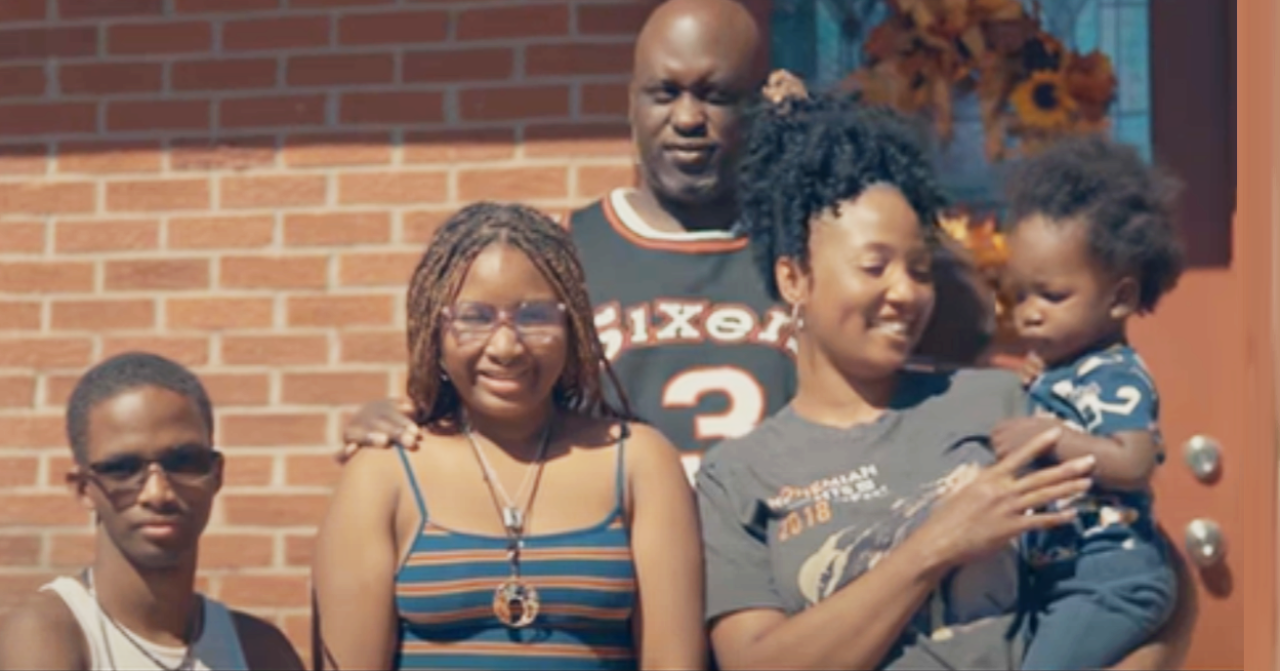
{"left": 837, "top": 0, "right": 1118, "bottom": 352}
{"left": 842, "top": 0, "right": 1118, "bottom": 162}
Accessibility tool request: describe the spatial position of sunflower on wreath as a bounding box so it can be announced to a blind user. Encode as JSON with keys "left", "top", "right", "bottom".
{"left": 842, "top": 0, "right": 1118, "bottom": 161}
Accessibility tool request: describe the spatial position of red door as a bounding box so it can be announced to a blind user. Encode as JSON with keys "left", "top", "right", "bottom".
{"left": 1235, "top": 2, "right": 1278, "bottom": 668}
{"left": 1131, "top": 2, "right": 1273, "bottom": 668}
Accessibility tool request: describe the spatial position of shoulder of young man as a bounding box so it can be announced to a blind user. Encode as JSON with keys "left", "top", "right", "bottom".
{"left": 230, "top": 609, "right": 304, "bottom": 671}
{"left": 0, "top": 590, "right": 89, "bottom": 670}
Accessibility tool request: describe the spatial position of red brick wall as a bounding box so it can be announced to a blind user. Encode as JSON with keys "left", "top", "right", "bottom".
{"left": 0, "top": 0, "right": 671, "bottom": 658}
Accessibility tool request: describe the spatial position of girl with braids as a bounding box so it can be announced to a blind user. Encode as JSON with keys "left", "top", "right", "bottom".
{"left": 312, "top": 202, "right": 705, "bottom": 670}
{"left": 696, "top": 83, "right": 1193, "bottom": 670}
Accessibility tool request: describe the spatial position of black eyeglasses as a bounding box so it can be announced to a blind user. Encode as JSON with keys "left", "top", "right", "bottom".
{"left": 80, "top": 445, "right": 222, "bottom": 497}
{"left": 443, "top": 300, "right": 567, "bottom": 345}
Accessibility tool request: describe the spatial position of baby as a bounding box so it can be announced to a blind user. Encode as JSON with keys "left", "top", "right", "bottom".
{"left": 991, "top": 135, "right": 1185, "bottom": 670}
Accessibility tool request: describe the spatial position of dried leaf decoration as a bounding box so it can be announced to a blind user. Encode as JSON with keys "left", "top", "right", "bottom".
{"left": 938, "top": 211, "right": 1017, "bottom": 339}
{"left": 842, "top": 0, "right": 1118, "bottom": 160}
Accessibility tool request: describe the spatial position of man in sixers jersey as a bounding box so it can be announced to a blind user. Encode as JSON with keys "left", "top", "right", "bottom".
{"left": 339, "top": 0, "right": 993, "bottom": 475}
{"left": 568, "top": 0, "right": 793, "bottom": 473}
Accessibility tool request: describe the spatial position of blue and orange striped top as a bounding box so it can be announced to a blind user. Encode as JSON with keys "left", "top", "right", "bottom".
{"left": 392, "top": 441, "right": 637, "bottom": 670}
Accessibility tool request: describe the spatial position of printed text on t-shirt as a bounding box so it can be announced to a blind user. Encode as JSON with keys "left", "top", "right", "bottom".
{"left": 766, "top": 465, "right": 890, "bottom": 541}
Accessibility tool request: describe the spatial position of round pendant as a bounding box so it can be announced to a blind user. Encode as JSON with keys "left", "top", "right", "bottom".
{"left": 493, "top": 579, "right": 540, "bottom": 629}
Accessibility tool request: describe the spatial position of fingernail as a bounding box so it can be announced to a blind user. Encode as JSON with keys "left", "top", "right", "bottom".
{"left": 1074, "top": 455, "right": 1096, "bottom": 469}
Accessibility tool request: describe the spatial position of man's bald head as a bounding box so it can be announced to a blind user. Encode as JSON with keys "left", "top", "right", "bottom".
{"left": 629, "top": 0, "right": 765, "bottom": 214}
{"left": 633, "top": 0, "right": 765, "bottom": 82}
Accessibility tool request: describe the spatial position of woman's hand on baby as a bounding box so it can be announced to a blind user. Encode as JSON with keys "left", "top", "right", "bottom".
{"left": 991, "top": 416, "right": 1065, "bottom": 459}
{"left": 335, "top": 398, "right": 421, "bottom": 464}
{"left": 913, "top": 427, "right": 1094, "bottom": 570}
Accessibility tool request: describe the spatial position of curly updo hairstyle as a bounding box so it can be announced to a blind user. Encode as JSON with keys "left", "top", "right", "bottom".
{"left": 736, "top": 91, "right": 950, "bottom": 300}
{"left": 1006, "top": 135, "right": 1185, "bottom": 313}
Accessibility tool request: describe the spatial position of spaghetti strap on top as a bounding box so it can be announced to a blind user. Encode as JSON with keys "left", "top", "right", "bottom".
{"left": 391, "top": 427, "right": 637, "bottom": 670}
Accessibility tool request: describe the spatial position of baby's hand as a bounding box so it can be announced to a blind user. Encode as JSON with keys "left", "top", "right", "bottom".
{"left": 1020, "top": 352, "right": 1046, "bottom": 386}
{"left": 992, "top": 416, "right": 1064, "bottom": 460}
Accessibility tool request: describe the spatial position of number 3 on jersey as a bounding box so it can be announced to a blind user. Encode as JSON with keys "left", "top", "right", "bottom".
{"left": 662, "top": 366, "right": 767, "bottom": 479}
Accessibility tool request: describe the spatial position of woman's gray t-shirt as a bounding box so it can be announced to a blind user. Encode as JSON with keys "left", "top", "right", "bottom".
{"left": 696, "top": 368, "right": 1028, "bottom": 670}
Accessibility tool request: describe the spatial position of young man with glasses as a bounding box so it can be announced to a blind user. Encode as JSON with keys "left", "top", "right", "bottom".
{"left": 0, "top": 352, "right": 302, "bottom": 671}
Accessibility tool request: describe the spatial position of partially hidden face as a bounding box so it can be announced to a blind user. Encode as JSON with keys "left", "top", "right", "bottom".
{"left": 629, "top": 16, "right": 757, "bottom": 206}
{"left": 1006, "top": 215, "right": 1130, "bottom": 366}
{"left": 75, "top": 386, "right": 221, "bottom": 569}
{"left": 439, "top": 244, "right": 570, "bottom": 421}
{"left": 788, "top": 185, "right": 937, "bottom": 379}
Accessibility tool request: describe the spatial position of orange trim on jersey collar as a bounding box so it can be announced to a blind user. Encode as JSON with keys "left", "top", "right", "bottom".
{"left": 602, "top": 191, "right": 750, "bottom": 254}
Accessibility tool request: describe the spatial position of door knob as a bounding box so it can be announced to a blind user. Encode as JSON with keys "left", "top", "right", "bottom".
{"left": 1182, "top": 435, "right": 1221, "bottom": 482}
{"left": 1184, "top": 518, "right": 1226, "bottom": 567}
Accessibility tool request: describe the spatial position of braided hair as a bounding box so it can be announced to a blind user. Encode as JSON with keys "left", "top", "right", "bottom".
{"left": 405, "top": 201, "right": 632, "bottom": 428}
{"left": 737, "top": 92, "right": 949, "bottom": 300}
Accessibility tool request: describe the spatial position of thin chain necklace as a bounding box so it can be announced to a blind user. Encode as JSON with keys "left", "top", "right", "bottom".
{"left": 462, "top": 416, "right": 553, "bottom": 536}
{"left": 461, "top": 414, "right": 554, "bottom": 628}
{"left": 83, "top": 568, "right": 202, "bottom": 671}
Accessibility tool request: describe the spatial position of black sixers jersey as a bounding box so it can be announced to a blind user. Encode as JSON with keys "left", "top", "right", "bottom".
{"left": 569, "top": 189, "right": 797, "bottom": 473}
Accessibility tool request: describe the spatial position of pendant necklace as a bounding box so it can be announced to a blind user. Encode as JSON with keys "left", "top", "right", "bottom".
{"left": 462, "top": 415, "right": 553, "bottom": 629}
{"left": 83, "top": 568, "right": 202, "bottom": 671}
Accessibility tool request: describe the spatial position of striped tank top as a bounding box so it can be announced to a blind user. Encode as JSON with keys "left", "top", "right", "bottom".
{"left": 392, "top": 439, "right": 637, "bottom": 670}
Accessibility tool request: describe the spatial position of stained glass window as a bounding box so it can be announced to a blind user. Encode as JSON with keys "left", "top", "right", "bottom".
{"left": 770, "top": 0, "right": 1152, "bottom": 210}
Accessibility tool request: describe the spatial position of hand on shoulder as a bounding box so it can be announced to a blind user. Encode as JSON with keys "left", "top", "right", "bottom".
{"left": 335, "top": 398, "right": 420, "bottom": 464}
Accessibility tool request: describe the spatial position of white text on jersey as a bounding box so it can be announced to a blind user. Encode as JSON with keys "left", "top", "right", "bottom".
{"left": 594, "top": 300, "right": 797, "bottom": 362}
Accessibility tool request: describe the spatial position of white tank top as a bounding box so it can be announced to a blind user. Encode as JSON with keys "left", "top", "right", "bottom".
{"left": 40, "top": 576, "right": 249, "bottom": 671}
